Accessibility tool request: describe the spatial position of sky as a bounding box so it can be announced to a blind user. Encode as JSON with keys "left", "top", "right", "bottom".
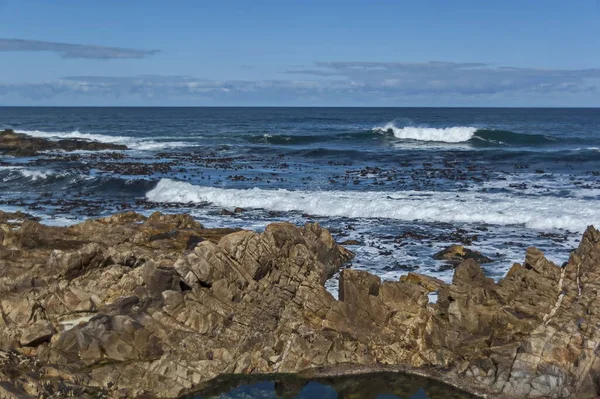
{"left": 0, "top": 0, "right": 599, "bottom": 106}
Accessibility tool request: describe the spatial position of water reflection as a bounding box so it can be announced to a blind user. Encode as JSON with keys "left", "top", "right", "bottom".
{"left": 189, "top": 372, "right": 478, "bottom": 399}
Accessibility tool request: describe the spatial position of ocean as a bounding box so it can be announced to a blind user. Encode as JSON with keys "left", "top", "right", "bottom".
{"left": 1, "top": 107, "right": 599, "bottom": 291}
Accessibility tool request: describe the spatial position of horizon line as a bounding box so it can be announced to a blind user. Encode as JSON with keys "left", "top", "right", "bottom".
{"left": 1, "top": 105, "right": 599, "bottom": 109}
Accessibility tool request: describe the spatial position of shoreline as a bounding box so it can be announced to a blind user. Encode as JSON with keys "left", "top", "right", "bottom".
{"left": 0, "top": 127, "right": 589, "bottom": 283}
{"left": 1, "top": 209, "right": 599, "bottom": 398}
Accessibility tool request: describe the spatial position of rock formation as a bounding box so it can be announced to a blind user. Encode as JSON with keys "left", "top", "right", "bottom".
{"left": 0, "top": 129, "right": 127, "bottom": 156}
{"left": 433, "top": 244, "right": 493, "bottom": 265}
{"left": 1, "top": 209, "right": 599, "bottom": 398}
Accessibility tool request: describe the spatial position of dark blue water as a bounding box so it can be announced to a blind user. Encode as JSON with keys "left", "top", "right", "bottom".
{"left": 2, "top": 107, "right": 599, "bottom": 292}
{"left": 188, "top": 372, "right": 478, "bottom": 398}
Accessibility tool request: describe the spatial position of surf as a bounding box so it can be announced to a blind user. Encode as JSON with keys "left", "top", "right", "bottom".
{"left": 146, "top": 178, "right": 600, "bottom": 231}
{"left": 0, "top": 166, "right": 63, "bottom": 182}
{"left": 372, "top": 122, "right": 561, "bottom": 146}
{"left": 14, "top": 129, "right": 192, "bottom": 151}
{"left": 373, "top": 123, "right": 477, "bottom": 143}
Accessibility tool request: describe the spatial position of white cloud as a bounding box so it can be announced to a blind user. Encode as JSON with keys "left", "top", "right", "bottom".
{"left": 0, "top": 38, "right": 159, "bottom": 59}
{"left": 1, "top": 61, "right": 599, "bottom": 105}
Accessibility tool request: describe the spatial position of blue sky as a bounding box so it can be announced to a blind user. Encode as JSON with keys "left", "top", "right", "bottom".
{"left": 0, "top": 0, "right": 599, "bottom": 106}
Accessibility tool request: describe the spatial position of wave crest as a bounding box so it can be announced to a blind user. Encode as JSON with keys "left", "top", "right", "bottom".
{"left": 373, "top": 123, "right": 477, "bottom": 143}
{"left": 146, "top": 178, "right": 599, "bottom": 231}
{"left": 0, "top": 166, "right": 58, "bottom": 182}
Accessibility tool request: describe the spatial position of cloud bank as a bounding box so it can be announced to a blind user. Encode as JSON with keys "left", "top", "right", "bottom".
{"left": 0, "top": 38, "right": 159, "bottom": 59}
{"left": 288, "top": 62, "right": 600, "bottom": 95}
{"left": 1, "top": 61, "right": 599, "bottom": 105}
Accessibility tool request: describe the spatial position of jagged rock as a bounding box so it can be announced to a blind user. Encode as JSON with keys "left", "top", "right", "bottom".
{"left": 0, "top": 129, "right": 127, "bottom": 156}
{"left": 301, "top": 222, "right": 354, "bottom": 281}
{"left": 399, "top": 272, "right": 446, "bottom": 292}
{"left": 19, "top": 321, "right": 55, "bottom": 347}
{"left": 433, "top": 244, "right": 493, "bottom": 265}
{"left": 1, "top": 212, "right": 600, "bottom": 398}
{"left": 142, "top": 260, "right": 183, "bottom": 295}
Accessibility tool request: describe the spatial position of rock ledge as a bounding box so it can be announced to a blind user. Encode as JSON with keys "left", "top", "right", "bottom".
{"left": 0, "top": 129, "right": 127, "bottom": 156}
{"left": 1, "top": 210, "right": 599, "bottom": 399}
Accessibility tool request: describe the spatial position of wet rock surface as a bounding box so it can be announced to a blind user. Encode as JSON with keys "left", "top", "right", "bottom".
{"left": 433, "top": 244, "right": 493, "bottom": 265}
{"left": 0, "top": 129, "right": 127, "bottom": 156}
{"left": 1, "top": 212, "right": 599, "bottom": 398}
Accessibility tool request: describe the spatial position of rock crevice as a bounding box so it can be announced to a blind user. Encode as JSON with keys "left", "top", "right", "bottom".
{"left": 0, "top": 209, "right": 599, "bottom": 398}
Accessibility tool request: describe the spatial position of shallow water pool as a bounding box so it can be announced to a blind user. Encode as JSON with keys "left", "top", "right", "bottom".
{"left": 187, "top": 372, "right": 479, "bottom": 399}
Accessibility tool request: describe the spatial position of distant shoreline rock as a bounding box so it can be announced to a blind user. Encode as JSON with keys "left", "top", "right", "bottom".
{"left": 1, "top": 209, "right": 599, "bottom": 398}
{"left": 0, "top": 129, "right": 127, "bottom": 156}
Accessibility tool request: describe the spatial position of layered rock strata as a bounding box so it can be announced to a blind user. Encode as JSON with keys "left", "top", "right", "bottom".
{"left": 1, "top": 210, "right": 599, "bottom": 398}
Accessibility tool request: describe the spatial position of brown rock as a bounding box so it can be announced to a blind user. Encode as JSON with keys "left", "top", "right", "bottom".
{"left": 2, "top": 212, "right": 600, "bottom": 399}
{"left": 433, "top": 244, "right": 493, "bottom": 265}
{"left": 400, "top": 272, "right": 447, "bottom": 292}
{"left": 19, "top": 321, "right": 55, "bottom": 347}
{"left": 0, "top": 129, "right": 128, "bottom": 156}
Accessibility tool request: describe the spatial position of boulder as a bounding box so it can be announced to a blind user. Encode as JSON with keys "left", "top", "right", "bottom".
{"left": 433, "top": 244, "right": 493, "bottom": 265}
{"left": 19, "top": 321, "right": 55, "bottom": 347}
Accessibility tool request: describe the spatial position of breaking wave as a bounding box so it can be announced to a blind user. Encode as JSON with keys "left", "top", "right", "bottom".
{"left": 14, "top": 129, "right": 191, "bottom": 151}
{"left": 0, "top": 166, "right": 59, "bottom": 182}
{"left": 146, "top": 178, "right": 600, "bottom": 231}
{"left": 372, "top": 123, "right": 558, "bottom": 145}
{"left": 373, "top": 124, "right": 477, "bottom": 143}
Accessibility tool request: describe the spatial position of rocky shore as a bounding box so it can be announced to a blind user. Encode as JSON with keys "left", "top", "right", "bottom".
{"left": 0, "top": 129, "right": 127, "bottom": 156}
{"left": 1, "top": 209, "right": 600, "bottom": 398}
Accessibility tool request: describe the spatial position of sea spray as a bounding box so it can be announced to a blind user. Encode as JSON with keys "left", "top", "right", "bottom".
{"left": 372, "top": 123, "right": 558, "bottom": 146}
{"left": 373, "top": 123, "right": 477, "bottom": 142}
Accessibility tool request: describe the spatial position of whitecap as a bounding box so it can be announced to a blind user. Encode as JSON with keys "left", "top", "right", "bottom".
{"left": 0, "top": 166, "right": 55, "bottom": 181}
{"left": 373, "top": 123, "right": 477, "bottom": 143}
{"left": 146, "top": 179, "right": 600, "bottom": 232}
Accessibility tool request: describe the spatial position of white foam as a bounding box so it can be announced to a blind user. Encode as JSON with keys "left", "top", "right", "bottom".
{"left": 0, "top": 205, "right": 80, "bottom": 226}
{"left": 18, "top": 169, "right": 52, "bottom": 180}
{"left": 132, "top": 141, "right": 190, "bottom": 150}
{"left": 373, "top": 123, "right": 477, "bottom": 143}
{"left": 15, "top": 129, "right": 131, "bottom": 144}
{"left": 146, "top": 179, "right": 600, "bottom": 232}
{"left": 14, "top": 129, "right": 192, "bottom": 151}
{"left": 0, "top": 166, "right": 55, "bottom": 181}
